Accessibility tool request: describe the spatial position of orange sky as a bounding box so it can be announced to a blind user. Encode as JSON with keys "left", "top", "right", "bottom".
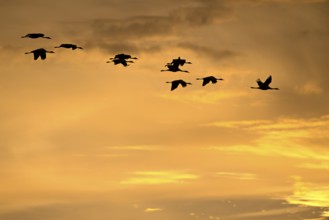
{"left": 0, "top": 0, "right": 329, "bottom": 219}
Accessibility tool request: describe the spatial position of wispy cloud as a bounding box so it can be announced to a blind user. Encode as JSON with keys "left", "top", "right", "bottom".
{"left": 209, "top": 142, "right": 329, "bottom": 161}
{"left": 144, "top": 207, "right": 163, "bottom": 212}
{"left": 121, "top": 171, "right": 199, "bottom": 185}
{"left": 105, "top": 145, "right": 163, "bottom": 151}
{"left": 298, "top": 162, "right": 329, "bottom": 170}
{"left": 216, "top": 171, "right": 258, "bottom": 180}
{"left": 160, "top": 90, "right": 249, "bottom": 104}
{"left": 206, "top": 119, "right": 271, "bottom": 128}
{"left": 207, "top": 115, "right": 329, "bottom": 162}
{"left": 225, "top": 206, "right": 312, "bottom": 219}
{"left": 207, "top": 115, "right": 329, "bottom": 132}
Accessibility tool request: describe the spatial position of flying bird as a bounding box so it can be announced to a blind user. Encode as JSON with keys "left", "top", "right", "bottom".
{"left": 54, "top": 44, "right": 83, "bottom": 50}
{"left": 168, "top": 57, "right": 192, "bottom": 66}
{"left": 196, "top": 76, "right": 224, "bottom": 86}
{"left": 21, "top": 33, "right": 51, "bottom": 39}
{"left": 251, "top": 75, "right": 279, "bottom": 90}
{"left": 110, "top": 53, "right": 138, "bottom": 60}
{"left": 166, "top": 79, "right": 192, "bottom": 91}
{"left": 25, "top": 48, "right": 54, "bottom": 60}
{"left": 107, "top": 58, "right": 134, "bottom": 67}
{"left": 161, "top": 63, "right": 189, "bottom": 73}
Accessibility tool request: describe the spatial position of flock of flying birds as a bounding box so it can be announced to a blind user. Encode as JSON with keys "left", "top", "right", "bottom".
{"left": 21, "top": 33, "right": 280, "bottom": 91}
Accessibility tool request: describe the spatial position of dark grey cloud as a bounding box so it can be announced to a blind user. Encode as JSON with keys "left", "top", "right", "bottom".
{"left": 80, "top": 0, "right": 233, "bottom": 54}
{"left": 177, "top": 42, "right": 239, "bottom": 60}
{"left": 90, "top": 0, "right": 231, "bottom": 36}
{"left": 0, "top": 196, "right": 323, "bottom": 220}
{"left": 150, "top": 196, "right": 324, "bottom": 220}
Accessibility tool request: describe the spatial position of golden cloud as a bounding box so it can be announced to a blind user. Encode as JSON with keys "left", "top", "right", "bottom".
{"left": 121, "top": 171, "right": 199, "bottom": 185}
{"left": 216, "top": 171, "right": 258, "bottom": 180}
{"left": 207, "top": 115, "right": 329, "bottom": 132}
{"left": 207, "top": 115, "right": 329, "bottom": 162}
{"left": 286, "top": 177, "right": 329, "bottom": 218}
{"left": 105, "top": 145, "right": 163, "bottom": 151}
{"left": 298, "top": 162, "right": 329, "bottom": 170}
{"left": 144, "top": 208, "right": 163, "bottom": 212}
{"left": 160, "top": 90, "right": 249, "bottom": 104}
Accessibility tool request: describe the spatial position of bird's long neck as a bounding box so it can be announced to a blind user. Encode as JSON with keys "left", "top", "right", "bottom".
{"left": 250, "top": 87, "right": 260, "bottom": 89}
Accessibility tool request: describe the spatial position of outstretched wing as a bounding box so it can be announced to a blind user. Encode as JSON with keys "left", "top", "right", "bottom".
{"left": 256, "top": 79, "right": 263, "bottom": 87}
{"left": 209, "top": 77, "right": 218, "bottom": 84}
{"left": 264, "top": 75, "right": 272, "bottom": 86}
{"left": 40, "top": 52, "right": 46, "bottom": 60}
{"left": 180, "top": 81, "right": 187, "bottom": 87}
{"left": 121, "top": 60, "right": 128, "bottom": 67}
{"left": 202, "top": 78, "right": 211, "bottom": 86}
{"left": 33, "top": 52, "right": 40, "bottom": 60}
{"left": 171, "top": 81, "right": 179, "bottom": 91}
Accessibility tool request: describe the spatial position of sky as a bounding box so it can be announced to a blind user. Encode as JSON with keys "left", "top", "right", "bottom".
{"left": 0, "top": 0, "right": 329, "bottom": 219}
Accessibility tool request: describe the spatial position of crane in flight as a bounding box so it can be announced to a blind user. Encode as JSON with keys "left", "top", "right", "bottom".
{"left": 251, "top": 75, "right": 279, "bottom": 90}
{"left": 166, "top": 79, "right": 192, "bottom": 91}
{"left": 196, "top": 76, "right": 224, "bottom": 86}
{"left": 21, "top": 33, "right": 51, "bottom": 39}
{"left": 55, "top": 44, "right": 83, "bottom": 50}
{"left": 25, "top": 48, "right": 54, "bottom": 60}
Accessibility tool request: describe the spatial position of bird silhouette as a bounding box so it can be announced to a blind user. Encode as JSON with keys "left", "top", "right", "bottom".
{"left": 251, "top": 75, "right": 279, "bottom": 90}
{"left": 110, "top": 53, "right": 138, "bottom": 60}
{"left": 55, "top": 44, "right": 83, "bottom": 50}
{"left": 21, "top": 33, "right": 51, "bottom": 39}
{"left": 166, "top": 79, "right": 192, "bottom": 91}
{"left": 196, "top": 76, "right": 223, "bottom": 86}
{"left": 25, "top": 48, "right": 54, "bottom": 60}
{"left": 107, "top": 58, "right": 134, "bottom": 67}
{"left": 167, "top": 57, "right": 192, "bottom": 66}
{"left": 161, "top": 63, "right": 189, "bottom": 73}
